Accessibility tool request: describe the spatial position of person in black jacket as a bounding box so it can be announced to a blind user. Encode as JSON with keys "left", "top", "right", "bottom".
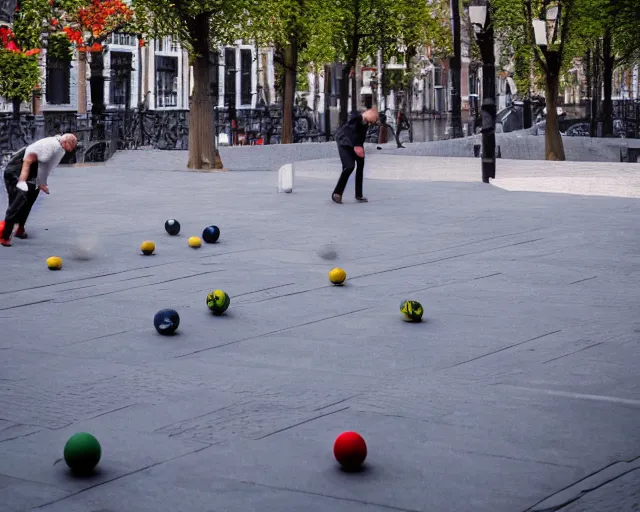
{"left": 332, "top": 107, "right": 379, "bottom": 204}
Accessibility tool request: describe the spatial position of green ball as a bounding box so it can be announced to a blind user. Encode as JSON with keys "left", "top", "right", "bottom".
{"left": 63, "top": 432, "right": 101, "bottom": 474}
{"left": 206, "top": 289, "right": 230, "bottom": 315}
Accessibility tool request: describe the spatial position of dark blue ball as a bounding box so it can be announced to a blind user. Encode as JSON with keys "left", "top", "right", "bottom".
{"left": 165, "top": 219, "right": 180, "bottom": 236}
{"left": 202, "top": 225, "right": 220, "bottom": 244}
{"left": 154, "top": 309, "right": 180, "bottom": 335}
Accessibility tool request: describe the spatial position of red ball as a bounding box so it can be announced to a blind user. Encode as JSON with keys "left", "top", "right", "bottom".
{"left": 333, "top": 431, "right": 367, "bottom": 469}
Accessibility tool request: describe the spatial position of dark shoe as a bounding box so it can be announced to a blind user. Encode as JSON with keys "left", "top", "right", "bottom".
{"left": 0, "top": 238, "right": 11, "bottom": 247}
{"left": 356, "top": 196, "right": 368, "bottom": 203}
{"left": 15, "top": 226, "right": 27, "bottom": 239}
{"left": 332, "top": 193, "right": 343, "bottom": 204}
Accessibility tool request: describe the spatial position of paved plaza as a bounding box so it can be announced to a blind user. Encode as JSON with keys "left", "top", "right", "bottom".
{"left": 1, "top": 148, "right": 639, "bottom": 511}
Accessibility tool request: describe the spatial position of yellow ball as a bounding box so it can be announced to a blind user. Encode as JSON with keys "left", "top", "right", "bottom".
{"left": 140, "top": 240, "right": 155, "bottom": 255}
{"left": 329, "top": 267, "right": 346, "bottom": 285}
{"left": 188, "top": 236, "right": 202, "bottom": 248}
{"left": 46, "top": 256, "right": 63, "bottom": 270}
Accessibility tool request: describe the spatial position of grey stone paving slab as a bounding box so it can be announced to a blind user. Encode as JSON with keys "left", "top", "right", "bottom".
{"left": 138, "top": 408, "right": 584, "bottom": 512}
{"left": 0, "top": 150, "right": 639, "bottom": 511}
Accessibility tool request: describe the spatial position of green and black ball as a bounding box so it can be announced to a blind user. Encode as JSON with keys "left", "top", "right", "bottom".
{"left": 206, "top": 289, "right": 230, "bottom": 315}
{"left": 400, "top": 300, "right": 423, "bottom": 322}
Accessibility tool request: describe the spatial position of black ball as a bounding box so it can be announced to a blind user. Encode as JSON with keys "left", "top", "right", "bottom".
{"left": 154, "top": 309, "right": 180, "bottom": 335}
{"left": 165, "top": 219, "right": 180, "bottom": 236}
{"left": 202, "top": 225, "right": 220, "bottom": 244}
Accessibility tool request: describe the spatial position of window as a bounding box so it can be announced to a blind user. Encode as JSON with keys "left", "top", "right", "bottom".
{"left": 240, "top": 49, "right": 252, "bottom": 105}
{"left": 224, "top": 47, "right": 236, "bottom": 107}
{"left": 155, "top": 37, "right": 178, "bottom": 53}
{"left": 434, "top": 66, "right": 443, "bottom": 87}
{"left": 110, "top": 52, "right": 132, "bottom": 107}
{"left": 155, "top": 56, "right": 178, "bottom": 107}
{"left": 210, "top": 51, "right": 220, "bottom": 107}
{"left": 46, "top": 54, "right": 70, "bottom": 105}
{"left": 110, "top": 33, "right": 136, "bottom": 46}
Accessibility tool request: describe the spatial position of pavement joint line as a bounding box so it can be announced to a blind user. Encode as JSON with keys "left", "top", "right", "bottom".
{"left": 53, "top": 269, "right": 227, "bottom": 303}
{"left": 174, "top": 306, "right": 373, "bottom": 358}
{"left": 443, "top": 330, "right": 563, "bottom": 369}
{"left": 155, "top": 400, "right": 254, "bottom": 436}
{"left": 313, "top": 394, "right": 361, "bottom": 411}
{"left": 64, "top": 329, "right": 134, "bottom": 347}
{"left": 256, "top": 406, "right": 350, "bottom": 440}
{"left": 354, "top": 228, "right": 544, "bottom": 263}
{"left": 224, "top": 477, "right": 425, "bottom": 512}
{"left": 350, "top": 238, "right": 545, "bottom": 281}
{"left": 0, "top": 261, "right": 193, "bottom": 295}
{"left": 528, "top": 467, "right": 640, "bottom": 512}
{"left": 31, "top": 444, "right": 213, "bottom": 510}
{"left": 0, "top": 299, "right": 53, "bottom": 311}
{"left": 225, "top": 282, "right": 297, "bottom": 298}
{"left": 496, "top": 385, "right": 640, "bottom": 407}
{"left": 569, "top": 275, "right": 598, "bottom": 285}
{"left": 541, "top": 342, "right": 605, "bottom": 364}
{"left": 399, "top": 272, "right": 502, "bottom": 296}
{"left": 523, "top": 456, "right": 640, "bottom": 512}
{"left": 452, "top": 448, "right": 579, "bottom": 470}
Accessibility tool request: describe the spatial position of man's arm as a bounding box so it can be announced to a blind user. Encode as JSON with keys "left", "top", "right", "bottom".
{"left": 18, "top": 153, "right": 37, "bottom": 183}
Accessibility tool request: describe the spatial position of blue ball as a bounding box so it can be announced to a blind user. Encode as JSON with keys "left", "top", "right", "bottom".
{"left": 154, "top": 309, "right": 180, "bottom": 335}
{"left": 202, "top": 225, "right": 220, "bottom": 244}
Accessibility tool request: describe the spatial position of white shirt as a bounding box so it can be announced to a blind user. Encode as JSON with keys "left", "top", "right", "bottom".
{"left": 24, "top": 136, "right": 66, "bottom": 186}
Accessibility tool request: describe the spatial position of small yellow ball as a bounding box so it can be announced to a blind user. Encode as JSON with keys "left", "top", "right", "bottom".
{"left": 46, "top": 256, "right": 63, "bottom": 270}
{"left": 140, "top": 240, "right": 155, "bottom": 255}
{"left": 329, "top": 267, "right": 346, "bottom": 285}
{"left": 188, "top": 236, "right": 202, "bottom": 248}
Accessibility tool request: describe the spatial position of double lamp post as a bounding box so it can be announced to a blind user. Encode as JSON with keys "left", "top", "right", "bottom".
{"left": 469, "top": 0, "right": 496, "bottom": 184}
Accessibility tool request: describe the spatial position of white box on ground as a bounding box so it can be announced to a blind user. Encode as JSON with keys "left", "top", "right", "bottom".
{"left": 278, "top": 163, "right": 294, "bottom": 193}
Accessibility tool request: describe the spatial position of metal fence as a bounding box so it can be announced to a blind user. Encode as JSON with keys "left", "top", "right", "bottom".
{"left": 0, "top": 105, "right": 327, "bottom": 165}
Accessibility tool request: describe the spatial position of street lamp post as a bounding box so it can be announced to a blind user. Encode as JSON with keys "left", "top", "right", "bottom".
{"left": 469, "top": 0, "right": 496, "bottom": 183}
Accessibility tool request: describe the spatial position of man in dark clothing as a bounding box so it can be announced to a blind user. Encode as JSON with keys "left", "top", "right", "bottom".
{"left": 332, "top": 107, "right": 379, "bottom": 204}
{"left": 1, "top": 134, "right": 77, "bottom": 246}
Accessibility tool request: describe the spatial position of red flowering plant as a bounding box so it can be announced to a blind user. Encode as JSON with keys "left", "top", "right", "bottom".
{"left": 49, "top": 0, "right": 141, "bottom": 53}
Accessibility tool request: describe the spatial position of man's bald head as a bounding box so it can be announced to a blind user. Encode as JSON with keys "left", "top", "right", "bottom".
{"left": 60, "top": 133, "right": 77, "bottom": 152}
{"left": 362, "top": 107, "right": 379, "bottom": 125}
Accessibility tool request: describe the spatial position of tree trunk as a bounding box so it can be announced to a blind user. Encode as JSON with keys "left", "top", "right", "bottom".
{"left": 449, "top": 0, "right": 463, "bottom": 138}
{"left": 11, "top": 97, "right": 20, "bottom": 121}
{"left": 77, "top": 51, "right": 87, "bottom": 114}
{"left": 281, "top": 36, "right": 298, "bottom": 144}
{"left": 602, "top": 28, "right": 614, "bottom": 137}
{"left": 590, "top": 39, "right": 600, "bottom": 137}
{"left": 544, "top": 74, "right": 565, "bottom": 161}
{"left": 324, "top": 64, "right": 332, "bottom": 138}
{"left": 187, "top": 14, "right": 223, "bottom": 170}
{"left": 339, "top": 64, "right": 350, "bottom": 125}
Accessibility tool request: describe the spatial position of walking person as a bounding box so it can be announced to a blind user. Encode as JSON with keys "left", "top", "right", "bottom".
{"left": 1, "top": 133, "right": 77, "bottom": 247}
{"left": 332, "top": 107, "right": 379, "bottom": 204}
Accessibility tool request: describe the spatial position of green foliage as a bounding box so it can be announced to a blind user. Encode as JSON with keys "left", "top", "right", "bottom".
{"left": 47, "top": 32, "right": 73, "bottom": 61}
{"left": 11, "top": 0, "right": 50, "bottom": 51}
{"left": 0, "top": 50, "right": 41, "bottom": 101}
{"left": 133, "top": 0, "right": 249, "bottom": 53}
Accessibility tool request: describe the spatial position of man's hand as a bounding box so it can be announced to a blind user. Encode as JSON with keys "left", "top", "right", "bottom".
{"left": 39, "top": 184, "right": 49, "bottom": 194}
{"left": 354, "top": 146, "right": 365, "bottom": 158}
{"left": 16, "top": 181, "right": 28, "bottom": 192}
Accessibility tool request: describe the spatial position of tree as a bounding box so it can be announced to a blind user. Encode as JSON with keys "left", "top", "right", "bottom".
{"left": 0, "top": 2, "right": 43, "bottom": 120}
{"left": 493, "top": 0, "right": 584, "bottom": 161}
{"left": 134, "top": 0, "right": 248, "bottom": 169}
{"left": 50, "top": 0, "right": 137, "bottom": 119}
{"left": 577, "top": 0, "right": 640, "bottom": 136}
